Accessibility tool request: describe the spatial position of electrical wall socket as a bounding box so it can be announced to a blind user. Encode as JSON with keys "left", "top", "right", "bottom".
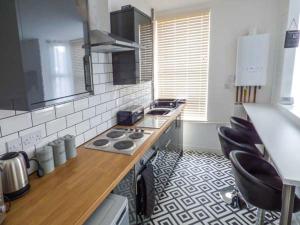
{"left": 6, "top": 138, "right": 23, "bottom": 152}
{"left": 21, "top": 130, "right": 42, "bottom": 150}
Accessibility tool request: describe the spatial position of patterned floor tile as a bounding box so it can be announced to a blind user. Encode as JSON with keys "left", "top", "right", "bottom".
{"left": 146, "top": 151, "right": 280, "bottom": 225}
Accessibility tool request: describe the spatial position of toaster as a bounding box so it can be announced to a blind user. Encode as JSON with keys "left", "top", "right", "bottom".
{"left": 117, "top": 105, "right": 144, "bottom": 126}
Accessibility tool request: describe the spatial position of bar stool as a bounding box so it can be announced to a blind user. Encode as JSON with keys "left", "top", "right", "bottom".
{"left": 230, "top": 116, "right": 262, "bottom": 144}
{"left": 230, "top": 151, "right": 300, "bottom": 225}
{"left": 217, "top": 126, "right": 262, "bottom": 206}
{"left": 217, "top": 126, "right": 262, "bottom": 159}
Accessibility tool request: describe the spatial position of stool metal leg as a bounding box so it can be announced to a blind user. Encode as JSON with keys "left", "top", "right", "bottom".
{"left": 256, "top": 208, "right": 265, "bottom": 225}
{"left": 218, "top": 185, "right": 236, "bottom": 204}
{"left": 280, "top": 185, "right": 295, "bottom": 225}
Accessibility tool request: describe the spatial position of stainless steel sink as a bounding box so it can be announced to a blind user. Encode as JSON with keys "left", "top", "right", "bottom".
{"left": 146, "top": 108, "right": 173, "bottom": 116}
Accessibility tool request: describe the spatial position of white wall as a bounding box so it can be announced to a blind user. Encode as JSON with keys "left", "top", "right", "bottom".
{"left": 183, "top": 122, "right": 229, "bottom": 154}
{"left": 273, "top": 0, "right": 300, "bottom": 103}
{"left": 156, "top": 0, "right": 284, "bottom": 152}
{"left": 110, "top": 0, "right": 151, "bottom": 16}
{"left": 156, "top": 0, "right": 282, "bottom": 123}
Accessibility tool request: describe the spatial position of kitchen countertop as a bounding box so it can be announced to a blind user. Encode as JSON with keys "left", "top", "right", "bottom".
{"left": 3, "top": 104, "right": 184, "bottom": 225}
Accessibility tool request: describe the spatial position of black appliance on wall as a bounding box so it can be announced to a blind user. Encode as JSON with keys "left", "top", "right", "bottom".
{"left": 0, "top": 0, "right": 92, "bottom": 111}
{"left": 110, "top": 5, "right": 153, "bottom": 85}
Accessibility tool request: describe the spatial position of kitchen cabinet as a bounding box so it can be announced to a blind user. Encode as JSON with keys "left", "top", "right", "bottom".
{"left": 0, "top": 0, "right": 92, "bottom": 111}
{"left": 112, "top": 168, "right": 137, "bottom": 225}
{"left": 110, "top": 6, "right": 153, "bottom": 85}
{"left": 113, "top": 148, "right": 156, "bottom": 225}
{"left": 152, "top": 115, "right": 183, "bottom": 197}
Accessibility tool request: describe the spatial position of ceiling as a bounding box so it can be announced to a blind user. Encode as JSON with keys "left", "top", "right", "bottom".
{"left": 110, "top": 0, "right": 211, "bottom": 13}
{"left": 143, "top": 0, "right": 210, "bottom": 11}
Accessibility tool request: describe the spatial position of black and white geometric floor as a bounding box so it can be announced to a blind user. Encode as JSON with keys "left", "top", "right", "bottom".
{"left": 146, "top": 151, "right": 280, "bottom": 225}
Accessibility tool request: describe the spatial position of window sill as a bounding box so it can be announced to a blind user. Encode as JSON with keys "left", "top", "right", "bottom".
{"left": 277, "top": 103, "right": 300, "bottom": 128}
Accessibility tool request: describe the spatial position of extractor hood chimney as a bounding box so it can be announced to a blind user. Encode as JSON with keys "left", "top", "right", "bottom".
{"left": 87, "top": 0, "right": 140, "bottom": 53}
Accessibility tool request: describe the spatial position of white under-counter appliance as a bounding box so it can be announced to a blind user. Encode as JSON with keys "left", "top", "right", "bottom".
{"left": 84, "top": 194, "right": 129, "bottom": 225}
{"left": 85, "top": 128, "right": 153, "bottom": 155}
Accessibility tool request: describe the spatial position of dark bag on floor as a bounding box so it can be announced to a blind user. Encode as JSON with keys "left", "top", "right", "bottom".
{"left": 137, "top": 164, "right": 155, "bottom": 218}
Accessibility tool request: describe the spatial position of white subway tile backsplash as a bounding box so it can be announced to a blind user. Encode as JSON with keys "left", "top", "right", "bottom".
{"left": 0, "top": 133, "right": 19, "bottom": 155}
{"left": 111, "top": 91, "right": 119, "bottom": 100}
{"left": 58, "top": 126, "right": 76, "bottom": 137}
{"left": 96, "top": 104, "right": 107, "bottom": 115}
{"left": 32, "top": 107, "right": 55, "bottom": 126}
{"left": 106, "top": 100, "right": 116, "bottom": 110}
{"left": 99, "top": 74, "right": 110, "bottom": 83}
{"left": 75, "top": 134, "right": 85, "bottom": 147}
{"left": 55, "top": 102, "right": 74, "bottom": 118}
{"left": 36, "top": 133, "right": 57, "bottom": 148}
{"left": 105, "top": 84, "right": 114, "bottom": 92}
{"left": 24, "top": 146, "right": 35, "bottom": 159}
{"left": 83, "top": 107, "right": 96, "bottom": 120}
{"left": 109, "top": 73, "right": 113, "bottom": 82}
{"left": 111, "top": 108, "right": 119, "bottom": 117}
{"left": 16, "top": 110, "right": 28, "bottom": 115}
{"left": 108, "top": 54, "right": 112, "bottom": 63}
{"left": 90, "top": 114, "right": 102, "bottom": 128}
{"left": 19, "top": 124, "right": 46, "bottom": 138}
{"left": 0, "top": 110, "right": 15, "bottom": 119}
{"left": 102, "top": 111, "right": 112, "bottom": 122}
{"left": 94, "top": 84, "right": 105, "bottom": 95}
{"left": 96, "top": 122, "right": 108, "bottom": 134}
{"left": 88, "top": 95, "right": 101, "bottom": 107}
{"left": 46, "top": 118, "right": 67, "bottom": 135}
{"left": 98, "top": 53, "right": 109, "bottom": 63}
{"left": 107, "top": 118, "right": 116, "bottom": 128}
{"left": 0, "top": 52, "right": 152, "bottom": 156}
{"left": 119, "top": 88, "right": 127, "bottom": 96}
{"left": 0, "top": 113, "right": 32, "bottom": 136}
{"left": 93, "top": 64, "right": 105, "bottom": 73}
{"left": 115, "top": 98, "right": 122, "bottom": 107}
{"left": 101, "top": 92, "right": 112, "bottom": 103}
{"left": 66, "top": 112, "right": 83, "bottom": 127}
{"left": 93, "top": 75, "right": 100, "bottom": 84}
{"left": 91, "top": 52, "right": 99, "bottom": 63}
{"left": 76, "top": 120, "right": 90, "bottom": 135}
{"left": 74, "top": 98, "right": 89, "bottom": 112}
{"left": 84, "top": 128, "right": 96, "bottom": 141}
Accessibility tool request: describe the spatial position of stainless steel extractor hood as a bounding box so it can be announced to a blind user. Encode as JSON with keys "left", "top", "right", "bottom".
{"left": 89, "top": 30, "right": 141, "bottom": 53}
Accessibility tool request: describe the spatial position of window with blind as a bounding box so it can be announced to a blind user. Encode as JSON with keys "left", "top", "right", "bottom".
{"left": 155, "top": 12, "right": 210, "bottom": 121}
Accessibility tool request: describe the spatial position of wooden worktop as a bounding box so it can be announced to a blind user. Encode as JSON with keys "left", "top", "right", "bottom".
{"left": 4, "top": 105, "right": 184, "bottom": 225}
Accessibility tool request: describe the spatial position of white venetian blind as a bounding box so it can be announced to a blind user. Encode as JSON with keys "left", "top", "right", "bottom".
{"left": 155, "top": 12, "right": 210, "bottom": 121}
{"left": 140, "top": 23, "right": 153, "bottom": 81}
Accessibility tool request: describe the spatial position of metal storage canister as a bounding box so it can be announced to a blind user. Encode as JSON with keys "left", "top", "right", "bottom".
{"left": 63, "top": 135, "right": 77, "bottom": 159}
{"left": 36, "top": 145, "right": 55, "bottom": 174}
{"left": 49, "top": 139, "right": 66, "bottom": 167}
